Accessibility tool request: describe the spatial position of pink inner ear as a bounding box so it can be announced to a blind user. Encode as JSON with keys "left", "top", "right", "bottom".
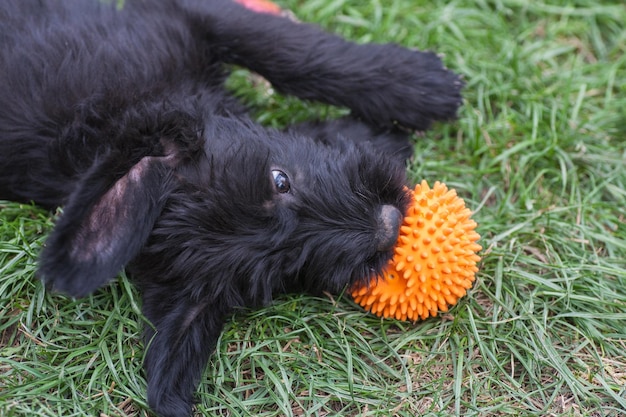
{"left": 70, "top": 157, "right": 156, "bottom": 263}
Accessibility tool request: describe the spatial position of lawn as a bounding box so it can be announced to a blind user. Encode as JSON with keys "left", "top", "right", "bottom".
{"left": 1, "top": 0, "right": 625, "bottom": 416}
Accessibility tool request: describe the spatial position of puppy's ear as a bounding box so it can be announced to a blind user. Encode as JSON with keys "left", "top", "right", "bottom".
{"left": 38, "top": 154, "right": 173, "bottom": 297}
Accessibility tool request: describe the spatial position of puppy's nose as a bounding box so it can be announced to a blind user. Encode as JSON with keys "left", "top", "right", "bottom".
{"left": 375, "top": 205, "right": 403, "bottom": 252}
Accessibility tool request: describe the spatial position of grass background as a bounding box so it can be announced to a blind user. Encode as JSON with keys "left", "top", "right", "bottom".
{"left": 1, "top": 0, "right": 625, "bottom": 416}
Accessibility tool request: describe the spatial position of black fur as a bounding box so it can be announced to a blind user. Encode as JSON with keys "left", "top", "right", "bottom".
{"left": 0, "top": 1, "right": 463, "bottom": 416}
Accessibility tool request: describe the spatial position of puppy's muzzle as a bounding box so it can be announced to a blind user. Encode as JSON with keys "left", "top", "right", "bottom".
{"left": 375, "top": 205, "right": 403, "bottom": 252}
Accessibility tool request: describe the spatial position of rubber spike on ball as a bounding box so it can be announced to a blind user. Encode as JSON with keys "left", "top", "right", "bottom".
{"left": 351, "top": 180, "right": 482, "bottom": 321}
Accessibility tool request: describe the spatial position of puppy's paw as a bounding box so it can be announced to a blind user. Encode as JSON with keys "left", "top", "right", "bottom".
{"left": 355, "top": 45, "right": 464, "bottom": 131}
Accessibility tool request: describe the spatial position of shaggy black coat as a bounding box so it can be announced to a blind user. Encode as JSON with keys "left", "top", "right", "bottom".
{"left": 0, "top": 1, "right": 463, "bottom": 416}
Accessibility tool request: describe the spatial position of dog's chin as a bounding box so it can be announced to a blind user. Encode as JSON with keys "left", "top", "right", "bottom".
{"left": 302, "top": 249, "right": 394, "bottom": 296}
{"left": 357, "top": 255, "right": 394, "bottom": 287}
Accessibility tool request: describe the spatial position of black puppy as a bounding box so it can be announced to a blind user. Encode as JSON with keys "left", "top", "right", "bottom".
{"left": 0, "top": 0, "right": 463, "bottom": 415}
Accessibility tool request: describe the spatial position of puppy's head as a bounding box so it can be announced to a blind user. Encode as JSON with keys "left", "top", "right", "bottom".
{"left": 132, "top": 117, "right": 411, "bottom": 305}
{"left": 39, "top": 116, "right": 410, "bottom": 305}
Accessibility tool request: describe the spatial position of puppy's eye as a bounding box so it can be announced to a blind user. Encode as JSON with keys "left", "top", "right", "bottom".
{"left": 271, "top": 169, "right": 291, "bottom": 193}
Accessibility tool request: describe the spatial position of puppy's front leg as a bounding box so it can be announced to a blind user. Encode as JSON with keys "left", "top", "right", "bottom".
{"left": 141, "top": 287, "right": 228, "bottom": 417}
{"left": 184, "top": 0, "right": 463, "bottom": 131}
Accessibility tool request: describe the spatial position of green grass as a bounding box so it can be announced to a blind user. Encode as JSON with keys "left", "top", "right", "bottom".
{"left": 2, "top": 0, "right": 625, "bottom": 416}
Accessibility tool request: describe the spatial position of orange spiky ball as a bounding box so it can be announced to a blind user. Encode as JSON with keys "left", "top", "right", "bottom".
{"left": 352, "top": 180, "right": 482, "bottom": 321}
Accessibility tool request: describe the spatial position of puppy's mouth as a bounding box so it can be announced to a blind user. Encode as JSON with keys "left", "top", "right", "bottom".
{"left": 355, "top": 204, "right": 404, "bottom": 285}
